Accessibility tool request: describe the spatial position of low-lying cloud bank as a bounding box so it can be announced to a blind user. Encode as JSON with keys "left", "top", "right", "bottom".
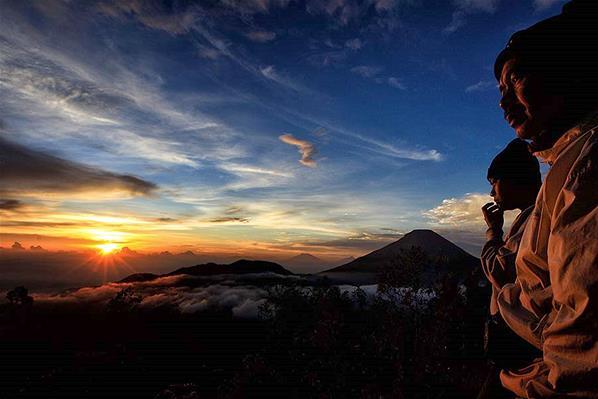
{"left": 23, "top": 277, "right": 437, "bottom": 320}
{"left": 27, "top": 273, "right": 309, "bottom": 319}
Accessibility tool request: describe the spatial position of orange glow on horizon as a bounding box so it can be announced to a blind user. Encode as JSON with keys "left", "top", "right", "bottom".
{"left": 97, "top": 243, "right": 119, "bottom": 255}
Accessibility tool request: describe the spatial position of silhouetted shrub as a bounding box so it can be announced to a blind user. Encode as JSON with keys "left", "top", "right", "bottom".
{"left": 220, "top": 249, "right": 489, "bottom": 398}
{"left": 6, "top": 286, "right": 33, "bottom": 306}
{"left": 107, "top": 287, "right": 142, "bottom": 313}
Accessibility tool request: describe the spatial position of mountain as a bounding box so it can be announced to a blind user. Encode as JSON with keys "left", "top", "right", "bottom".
{"left": 120, "top": 259, "right": 293, "bottom": 282}
{"left": 284, "top": 253, "right": 326, "bottom": 271}
{"left": 332, "top": 256, "right": 355, "bottom": 266}
{"left": 323, "top": 229, "right": 479, "bottom": 274}
{"left": 167, "top": 259, "right": 293, "bottom": 277}
{"left": 119, "top": 273, "right": 159, "bottom": 283}
{"left": 287, "top": 253, "right": 323, "bottom": 265}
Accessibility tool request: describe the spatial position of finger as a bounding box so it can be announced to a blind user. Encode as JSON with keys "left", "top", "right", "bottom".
{"left": 487, "top": 204, "right": 499, "bottom": 213}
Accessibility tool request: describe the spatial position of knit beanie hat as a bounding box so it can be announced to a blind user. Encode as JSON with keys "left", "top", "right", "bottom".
{"left": 487, "top": 139, "right": 541, "bottom": 184}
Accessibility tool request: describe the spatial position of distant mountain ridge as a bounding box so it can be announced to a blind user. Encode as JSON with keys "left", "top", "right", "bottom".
{"left": 120, "top": 230, "right": 478, "bottom": 285}
{"left": 324, "top": 229, "right": 479, "bottom": 274}
{"left": 287, "top": 253, "right": 322, "bottom": 265}
{"left": 120, "top": 259, "right": 293, "bottom": 283}
{"left": 283, "top": 253, "right": 359, "bottom": 273}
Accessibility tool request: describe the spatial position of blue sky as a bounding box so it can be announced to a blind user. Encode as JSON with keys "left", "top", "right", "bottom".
{"left": 0, "top": 0, "right": 566, "bottom": 259}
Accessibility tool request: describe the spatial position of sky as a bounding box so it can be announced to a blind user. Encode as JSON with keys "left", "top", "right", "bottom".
{"left": 0, "top": 0, "right": 566, "bottom": 271}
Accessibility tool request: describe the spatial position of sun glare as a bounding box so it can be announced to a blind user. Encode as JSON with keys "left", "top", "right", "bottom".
{"left": 98, "top": 243, "right": 119, "bottom": 255}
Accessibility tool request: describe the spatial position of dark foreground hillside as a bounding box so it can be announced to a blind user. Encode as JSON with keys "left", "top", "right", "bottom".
{"left": 0, "top": 248, "right": 490, "bottom": 398}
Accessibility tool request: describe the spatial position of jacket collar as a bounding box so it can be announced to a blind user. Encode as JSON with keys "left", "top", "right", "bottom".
{"left": 534, "top": 110, "right": 598, "bottom": 165}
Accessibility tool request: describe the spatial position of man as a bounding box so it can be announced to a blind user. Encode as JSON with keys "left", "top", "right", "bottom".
{"left": 478, "top": 139, "right": 542, "bottom": 398}
{"left": 481, "top": 139, "right": 542, "bottom": 317}
{"left": 492, "top": 0, "right": 598, "bottom": 397}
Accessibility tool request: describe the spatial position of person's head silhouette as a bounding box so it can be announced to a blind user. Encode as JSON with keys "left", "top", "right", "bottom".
{"left": 494, "top": 0, "right": 598, "bottom": 150}
{"left": 486, "top": 139, "right": 541, "bottom": 212}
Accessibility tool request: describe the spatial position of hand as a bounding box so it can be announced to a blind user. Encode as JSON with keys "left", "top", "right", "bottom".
{"left": 482, "top": 202, "right": 504, "bottom": 231}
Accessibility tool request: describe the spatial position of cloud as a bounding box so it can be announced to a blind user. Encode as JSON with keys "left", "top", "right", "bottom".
{"left": 197, "top": 45, "right": 222, "bottom": 60}
{"left": 259, "top": 65, "right": 306, "bottom": 92}
{"left": 225, "top": 206, "right": 243, "bottom": 215}
{"left": 305, "top": 230, "right": 404, "bottom": 251}
{"left": 0, "top": 138, "right": 157, "bottom": 199}
{"left": 444, "top": 11, "right": 467, "bottom": 34}
{"left": 306, "top": 0, "right": 363, "bottom": 25}
{"left": 219, "top": 163, "right": 291, "bottom": 177}
{"left": 31, "top": 276, "right": 274, "bottom": 319}
{"left": 372, "top": 0, "right": 397, "bottom": 11}
{"left": 0, "top": 199, "right": 24, "bottom": 211}
{"left": 0, "top": 27, "right": 224, "bottom": 167}
{"left": 423, "top": 193, "right": 491, "bottom": 226}
{"left": 454, "top": 0, "right": 499, "bottom": 13}
{"left": 387, "top": 77, "right": 406, "bottom": 90}
{"left": 350, "top": 65, "right": 383, "bottom": 78}
{"left": 444, "top": 0, "right": 500, "bottom": 34}
{"left": 246, "top": 30, "right": 277, "bottom": 42}
{"left": 96, "top": 0, "right": 198, "bottom": 35}
{"left": 306, "top": 50, "right": 351, "bottom": 67}
{"left": 424, "top": 192, "right": 516, "bottom": 227}
{"left": 279, "top": 134, "right": 317, "bottom": 167}
{"left": 218, "top": 0, "right": 294, "bottom": 15}
{"left": 351, "top": 67, "right": 405, "bottom": 90}
{"left": 465, "top": 80, "right": 496, "bottom": 92}
{"left": 209, "top": 217, "right": 250, "bottom": 223}
{"left": 533, "top": 0, "right": 564, "bottom": 10}
{"left": 345, "top": 38, "right": 363, "bottom": 50}
{"left": 282, "top": 112, "right": 443, "bottom": 161}
{"left": 231, "top": 298, "right": 267, "bottom": 318}
{"left": 306, "top": 0, "right": 398, "bottom": 26}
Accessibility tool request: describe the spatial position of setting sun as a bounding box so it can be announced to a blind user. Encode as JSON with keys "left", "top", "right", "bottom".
{"left": 97, "top": 243, "right": 119, "bottom": 255}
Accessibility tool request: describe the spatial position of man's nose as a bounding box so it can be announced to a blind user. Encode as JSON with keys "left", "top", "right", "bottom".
{"left": 490, "top": 187, "right": 496, "bottom": 197}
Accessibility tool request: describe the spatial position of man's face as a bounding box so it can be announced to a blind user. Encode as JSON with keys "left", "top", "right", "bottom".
{"left": 498, "top": 58, "right": 564, "bottom": 142}
{"left": 489, "top": 178, "right": 516, "bottom": 211}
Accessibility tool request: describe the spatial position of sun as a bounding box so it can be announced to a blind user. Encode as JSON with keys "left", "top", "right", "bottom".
{"left": 97, "top": 243, "right": 119, "bottom": 255}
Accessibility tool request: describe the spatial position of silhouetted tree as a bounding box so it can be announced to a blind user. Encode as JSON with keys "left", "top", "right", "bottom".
{"left": 6, "top": 286, "right": 33, "bottom": 306}
{"left": 107, "top": 287, "right": 141, "bottom": 313}
{"left": 378, "top": 246, "right": 429, "bottom": 292}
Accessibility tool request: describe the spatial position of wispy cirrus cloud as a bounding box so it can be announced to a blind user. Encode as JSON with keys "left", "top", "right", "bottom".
{"left": 387, "top": 76, "right": 406, "bottom": 90}
{"left": 279, "top": 134, "right": 318, "bottom": 167}
{"left": 444, "top": 0, "right": 500, "bottom": 34}
{"left": 351, "top": 65, "right": 383, "bottom": 78}
{"left": 351, "top": 67, "right": 406, "bottom": 90}
{"left": 533, "top": 0, "right": 565, "bottom": 11}
{"left": 306, "top": 0, "right": 398, "bottom": 26}
{"left": 465, "top": 80, "right": 496, "bottom": 92}
{"left": 259, "top": 65, "right": 306, "bottom": 92}
{"left": 246, "top": 30, "right": 277, "bottom": 42}
{"left": 219, "top": 163, "right": 292, "bottom": 178}
{"left": 0, "top": 25, "right": 234, "bottom": 168}
{"left": 345, "top": 38, "right": 363, "bottom": 50}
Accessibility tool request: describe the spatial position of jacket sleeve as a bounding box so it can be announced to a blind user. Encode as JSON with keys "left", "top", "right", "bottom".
{"left": 480, "top": 227, "right": 516, "bottom": 291}
{"left": 528, "top": 135, "right": 598, "bottom": 397}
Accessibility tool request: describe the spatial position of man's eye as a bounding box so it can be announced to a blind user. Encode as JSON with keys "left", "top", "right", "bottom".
{"left": 510, "top": 74, "right": 522, "bottom": 84}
